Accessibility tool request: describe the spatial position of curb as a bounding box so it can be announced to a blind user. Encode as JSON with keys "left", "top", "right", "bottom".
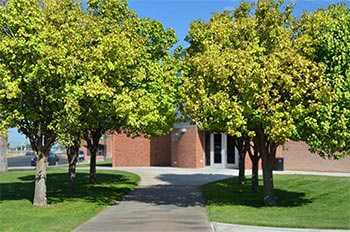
{"left": 211, "top": 222, "right": 349, "bottom": 232}
{"left": 7, "top": 154, "right": 24, "bottom": 158}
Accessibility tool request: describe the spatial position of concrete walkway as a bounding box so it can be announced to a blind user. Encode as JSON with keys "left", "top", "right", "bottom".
{"left": 73, "top": 167, "right": 236, "bottom": 232}
{"left": 71, "top": 167, "right": 349, "bottom": 232}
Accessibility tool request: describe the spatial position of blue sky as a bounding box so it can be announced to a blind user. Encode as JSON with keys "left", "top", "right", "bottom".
{"left": 8, "top": 128, "right": 27, "bottom": 147}
{"left": 8, "top": 0, "right": 347, "bottom": 146}
{"left": 128, "top": 0, "right": 346, "bottom": 47}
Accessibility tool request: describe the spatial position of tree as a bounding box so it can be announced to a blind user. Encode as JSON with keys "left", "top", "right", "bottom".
{"left": 51, "top": 4, "right": 102, "bottom": 191}
{"left": 65, "top": 136, "right": 81, "bottom": 194}
{"left": 232, "top": 136, "right": 250, "bottom": 185}
{"left": 57, "top": 99, "right": 83, "bottom": 193}
{"left": 0, "top": 93, "right": 9, "bottom": 173}
{"left": 0, "top": 0, "right": 87, "bottom": 206}
{"left": 0, "top": 134, "right": 7, "bottom": 172}
{"left": 247, "top": 140, "right": 260, "bottom": 192}
{"left": 234, "top": 135, "right": 261, "bottom": 192}
{"left": 181, "top": 0, "right": 329, "bottom": 205}
{"left": 296, "top": 4, "right": 350, "bottom": 158}
{"left": 56, "top": 0, "right": 181, "bottom": 184}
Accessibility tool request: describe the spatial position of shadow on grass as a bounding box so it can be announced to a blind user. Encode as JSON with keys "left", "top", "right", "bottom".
{"left": 120, "top": 173, "right": 311, "bottom": 208}
{"left": 0, "top": 172, "right": 138, "bottom": 206}
{"left": 203, "top": 177, "right": 313, "bottom": 208}
{"left": 96, "top": 163, "right": 112, "bottom": 167}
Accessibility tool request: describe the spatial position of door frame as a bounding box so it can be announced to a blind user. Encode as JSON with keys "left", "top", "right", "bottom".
{"left": 209, "top": 133, "right": 239, "bottom": 169}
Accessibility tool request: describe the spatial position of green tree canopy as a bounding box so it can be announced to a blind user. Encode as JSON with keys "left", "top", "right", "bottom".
{"left": 0, "top": 0, "right": 88, "bottom": 206}
{"left": 0, "top": 0, "right": 181, "bottom": 203}
{"left": 55, "top": 0, "right": 181, "bottom": 184}
{"left": 180, "top": 0, "right": 329, "bottom": 205}
{"left": 296, "top": 3, "right": 350, "bottom": 158}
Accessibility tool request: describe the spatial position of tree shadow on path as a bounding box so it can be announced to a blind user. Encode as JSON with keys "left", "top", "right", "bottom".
{"left": 121, "top": 174, "right": 312, "bottom": 208}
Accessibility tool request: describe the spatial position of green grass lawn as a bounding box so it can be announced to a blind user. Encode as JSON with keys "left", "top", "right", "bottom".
{"left": 203, "top": 175, "right": 350, "bottom": 229}
{"left": 49, "top": 158, "right": 113, "bottom": 169}
{"left": 0, "top": 168, "right": 140, "bottom": 232}
{"left": 80, "top": 158, "right": 113, "bottom": 167}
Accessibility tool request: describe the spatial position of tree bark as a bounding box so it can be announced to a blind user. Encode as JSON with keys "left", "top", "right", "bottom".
{"left": 238, "top": 152, "right": 246, "bottom": 185}
{"left": 261, "top": 152, "right": 276, "bottom": 206}
{"left": 84, "top": 130, "right": 102, "bottom": 184}
{"left": 251, "top": 155, "right": 259, "bottom": 192}
{"left": 0, "top": 134, "right": 8, "bottom": 173}
{"left": 67, "top": 141, "right": 80, "bottom": 194}
{"left": 248, "top": 141, "right": 260, "bottom": 193}
{"left": 260, "top": 143, "right": 277, "bottom": 206}
{"left": 89, "top": 149, "right": 97, "bottom": 184}
{"left": 33, "top": 150, "right": 48, "bottom": 207}
{"left": 235, "top": 138, "right": 246, "bottom": 185}
{"left": 18, "top": 120, "right": 57, "bottom": 207}
{"left": 255, "top": 127, "right": 277, "bottom": 206}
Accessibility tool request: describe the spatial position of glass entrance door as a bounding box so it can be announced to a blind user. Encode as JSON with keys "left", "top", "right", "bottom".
{"left": 210, "top": 133, "right": 224, "bottom": 168}
{"left": 210, "top": 133, "right": 238, "bottom": 168}
{"left": 226, "top": 135, "right": 237, "bottom": 168}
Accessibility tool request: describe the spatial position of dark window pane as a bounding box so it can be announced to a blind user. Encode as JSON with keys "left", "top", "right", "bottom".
{"left": 214, "top": 134, "right": 222, "bottom": 163}
{"left": 227, "top": 135, "right": 235, "bottom": 164}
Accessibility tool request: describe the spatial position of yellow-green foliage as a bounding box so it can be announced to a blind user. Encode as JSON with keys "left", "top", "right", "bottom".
{"left": 296, "top": 4, "right": 350, "bottom": 158}
{"left": 0, "top": 0, "right": 181, "bottom": 146}
{"left": 181, "top": 0, "right": 332, "bottom": 148}
{"left": 56, "top": 0, "right": 181, "bottom": 144}
{"left": 0, "top": 0, "right": 82, "bottom": 144}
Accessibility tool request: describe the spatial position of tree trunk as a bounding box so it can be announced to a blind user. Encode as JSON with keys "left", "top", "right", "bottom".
{"left": 0, "top": 134, "right": 8, "bottom": 173}
{"left": 251, "top": 156, "right": 259, "bottom": 192}
{"left": 260, "top": 144, "right": 277, "bottom": 206}
{"left": 33, "top": 150, "right": 48, "bottom": 207}
{"left": 238, "top": 152, "right": 246, "bottom": 184}
{"left": 19, "top": 126, "right": 56, "bottom": 207}
{"left": 255, "top": 127, "right": 277, "bottom": 206}
{"left": 261, "top": 156, "right": 275, "bottom": 206}
{"left": 248, "top": 141, "right": 260, "bottom": 193}
{"left": 67, "top": 142, "right": 80, "bottom": 194}
{"left": 89, "top": 149, "right": 97, "bottom": 184}
{"left": 234, "top": 138, "right": 246, "bottom": 185}
{"left": 84, "top": 131, "right": 101, "bottom": 185}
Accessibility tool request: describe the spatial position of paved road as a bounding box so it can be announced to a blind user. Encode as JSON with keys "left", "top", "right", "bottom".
{"left": 7, "top": 155, "right": 68, "bottom": 167}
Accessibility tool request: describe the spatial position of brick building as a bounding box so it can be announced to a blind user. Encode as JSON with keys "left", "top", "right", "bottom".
{"left": 107, "top": 124, "right": 350, "bottom": 173}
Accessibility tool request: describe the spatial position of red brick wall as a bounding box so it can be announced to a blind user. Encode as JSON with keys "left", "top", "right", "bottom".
{"left": 105, "top": 134, "right": 113, "bottom": 158}
{"left": 244, "top": 145, "right": 282, "bottom": 169}
{"left": 171, "top": 127, "right": 205, "bottom": 168}
{"left": 281, "top": 141, "right": 350, "bottom": 173}
{"left": 150, "top": 135, "right": 172, "bottom": 166}
{"left": 238, "top": 141, "right": 349, "bottom": 173}
{"left": 241, "top": 141, "right": 350, "bottom": 173}
{"left": 111, "top": 133, "right": 172, "bottom": 167}
{"left": 110, "top": 129, "right": 350, "bottom": 173}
